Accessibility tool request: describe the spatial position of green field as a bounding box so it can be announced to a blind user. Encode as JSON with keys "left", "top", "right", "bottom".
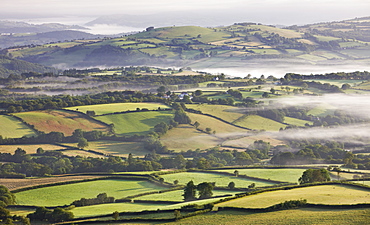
{"left": 307, "top": 104, "right": 336, "bottom": 117}
{"left": 297, "top": 54, "right": 327, "bottom": 61}
{"left": 214, "top": 168, "right": 307, "bottom": 183}
{"left": 160, "top": 124, "right": 220, "bottom": 151}
{"left": 233, "top": 115, "right": 286, "bottom": 131}
{"left": 160, "top": 172, "right": 276, "bottom": 188}
{"left": 0, "top": 115, "right": 36, "bottom": 138}
{"left": 353, "top": 181, "right": 370, "bottom": 186}
{"left": 164, "top": 208, "right": 370, "bottom": 225}
{"left": 84, "top": 140, "right": 147, "bottom": 157}
{"left": 222, "top": 134, "right": 285, "bottom": 148}
{"left": 284, "top": 116, "right": 313, "bottom": 127}
{"left": 96, "top": 110, "right": 174, "bottom": 135}
{"left": 187, "top": 112, "right": 248, "bottom": 137}
{"left": 185, "top": 104, "right": 245, "bottom": 123}
{"left": 341, "top": 47, "right": 370, "bottom": 58}
{"left": 58, "top": 149, "right": 107, "bottom": 158}
{"left": 71, "top": 197, "right": 227, "bottom": 218}
{"left": 71, "top": 202, "right": 170, "bottom": 218}
{"left": 0, "top": 144, "right": 66, "bottom": 154}
{"left": 15, "top": 179, "right": 168, "bottom": 207}
{"left": 66, "top": 103, "right": 171, "bottom": 115}
{"left": 217, "top": 184, "right": 370, "bottom": 208}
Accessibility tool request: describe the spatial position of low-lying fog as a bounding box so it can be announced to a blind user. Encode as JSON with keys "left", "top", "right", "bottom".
{"left": 194, "top": 60, "right": 370, "bottom": 78}
{"left": 260, "top": 93, "right": 370, "bottom": 145}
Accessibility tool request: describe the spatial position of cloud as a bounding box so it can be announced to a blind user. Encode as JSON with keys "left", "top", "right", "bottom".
{"left": 268, "top": 94, "right": 370, "bottom": 119}
{"left": 273, "top": 124, "right": 370, "bottom": 144}
{"left": 2, "top": 0, "right": 370, "bottom": 26}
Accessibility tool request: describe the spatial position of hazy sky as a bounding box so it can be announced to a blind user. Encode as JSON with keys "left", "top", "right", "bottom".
{"left": 1, "top": 0, "right": 370, "bottom": 25}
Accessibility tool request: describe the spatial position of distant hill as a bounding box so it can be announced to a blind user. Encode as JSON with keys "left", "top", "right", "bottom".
{"left": 0, "top": 20, "right": 86, "bottom": 33}
{"left": 0, "top": 55, "right": 58, "bottom": 77}
{"left": 3, "top": 17, "right": 370, "bottom": 70}
{"left": 85, "top": 12, "right": 244, "bottom": 28}
{"left": 0, "top": 30, "right": 97, "bottom": 49}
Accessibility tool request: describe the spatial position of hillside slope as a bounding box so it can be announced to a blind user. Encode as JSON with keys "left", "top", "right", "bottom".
{"left": 0, "top": 54, "right": 58, "bottom": 77}
{"left": 2, "top": 17, "right": 370, "bottom": 70}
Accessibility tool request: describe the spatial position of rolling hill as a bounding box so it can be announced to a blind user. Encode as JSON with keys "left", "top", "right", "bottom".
{"left": 0, "top": 54, "right": 58, "bottom": 77}
{"left": 1, "top": 16, "right": 370, "bottom": 71}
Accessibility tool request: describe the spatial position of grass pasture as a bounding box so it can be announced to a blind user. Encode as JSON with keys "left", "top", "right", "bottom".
{"left": 251, "top": 25, "right": 303, "bottom": 39}
{"left": 0, "top": 144, "right": 66, "bottom": 154}
{"left": 233, "top": 115, "right": 286, "bottom": 131}
{"left": 307, "top": 104, "right": 336, "bottom": 117}
{"left": 187, "top": 112, "right": 249, "bottom": 138}
{"left": 284, "top": 116, "right": 313, "bottom": 127}
{"left": 352, "top": 80, "right": 370, "bottom": 90}
{"left": 1, "top": 175, "right": 102, "bottom": 191}
{"left": 0, "top": 115, "right": 36, "bottom": 138}
{"left": 216, "top": 184, "right": 370, "bottom": 208}
{"left": 214, "top": 168, "right": 307, "bottom": 183}
{"left": 15, "top": 110, "right": 108, "bottom": 136}
{"left": 160, "top": 172, "right": 276, "bottom": 188}
{"left": 8, "top": 207, "right": 35, "bottom": 217}
{"left": 354, "top": 181, "right": 370, "bottom": 186}
{"left": 66, "top": 102, "right": 171, "bottom": 115}
{"left": 341, "top": 47, "right": 370, "bottom": 58}
{"left": 96, "top": 110, "right": 174, "bottom": 135}
{"left": 71, "top": 197, "right": 228, "bottom": 218}
{"left": 160, "top": 124, "right": 220, "bottom": 151}
{"left": 165, "top": 208, "right": 370, "bottom": 225}
{"left": 84, "top": 140, "right": 147, "bottom": 157}
{"left": 15, "top": 179, "right": 168, "bottom": 207}
{"left": 58, "top": 149, "right": 107, "bottom": 158}
{"left": 71, "top": 202, "right": 170, "bottom": 218}
{"left": 222, "top": 134, "right": 285, "bottom": 148}
{"left": 185, "top": 104, "right": 245, "bottom": 123}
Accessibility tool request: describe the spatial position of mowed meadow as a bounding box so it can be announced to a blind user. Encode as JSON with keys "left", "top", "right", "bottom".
{"left": 66, "top": 102, "right": 171, "bottom": 115}
{"left": 160, "top": 172, "right": 276, "bottom": 187}
{"left": 214, "top": 168, "right": 307, "bottom": 183}
{"left": 0, "top": 115, "right": 36, "bottom": 138}
{"left": 96, "top": 110, "right": 175, "bottom": 135}
{"left": 15, "top": 178, "right": 167, "bottom": 206}
{"left": 216, "top": 184, "right": 370, "bottom": 208}
{"left": 163, "top": 208, "right": 370, "bottom": 225}
{"left": 15, "top": 109, "right": 108, "bottom": 136}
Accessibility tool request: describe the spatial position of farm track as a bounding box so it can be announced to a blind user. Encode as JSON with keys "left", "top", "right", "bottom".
{"left": 1, "top": 175, "right": 104, "bottom": 191}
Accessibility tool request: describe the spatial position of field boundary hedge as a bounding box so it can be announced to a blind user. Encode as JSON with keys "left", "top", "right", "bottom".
{"left": 185, "top": 110, "right": 252, "bottom": 131}
{"left": 193, "top": 169, "right": 287, "bottom": 184}
{"left": 60, "top": 109, "right": 112, "bottom": 128}
{"left": 93, "top": 108, "right": 172, "bottom": 117}
{"left": 206, "top": 165, "right": 324, "bottom": 170}
{"left": 9, "top": 114, "right": 43, "bottom": 135}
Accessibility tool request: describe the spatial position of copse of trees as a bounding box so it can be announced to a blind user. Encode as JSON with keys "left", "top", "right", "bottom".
{"left": 283, "top": 71, "right": 370, "bottom": 81}
{"left": 0, "top": 129, "right": 105, "bottom": 145}
{"left": 1, "top": 90, "right": 169, "bottom": 113}
{"left": 183, "top": 181, "right": 214, "bottom": 201}
{"left": 0, "top": 141, "right": 278, "bottom": 178}
{"left": 271, "top": 143, "right": 346, "bottom": 165}
{"left": 298, "top": 168, "right": 331, "bottom": 184}
{"left": 0, "top": 185, "right": 24, "bottom": 224}
{"left": 72, "top": 193, "right": 115, "bottom": 207}
{"left": 28, "top": 207, "right": 74, "bottom": 223}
